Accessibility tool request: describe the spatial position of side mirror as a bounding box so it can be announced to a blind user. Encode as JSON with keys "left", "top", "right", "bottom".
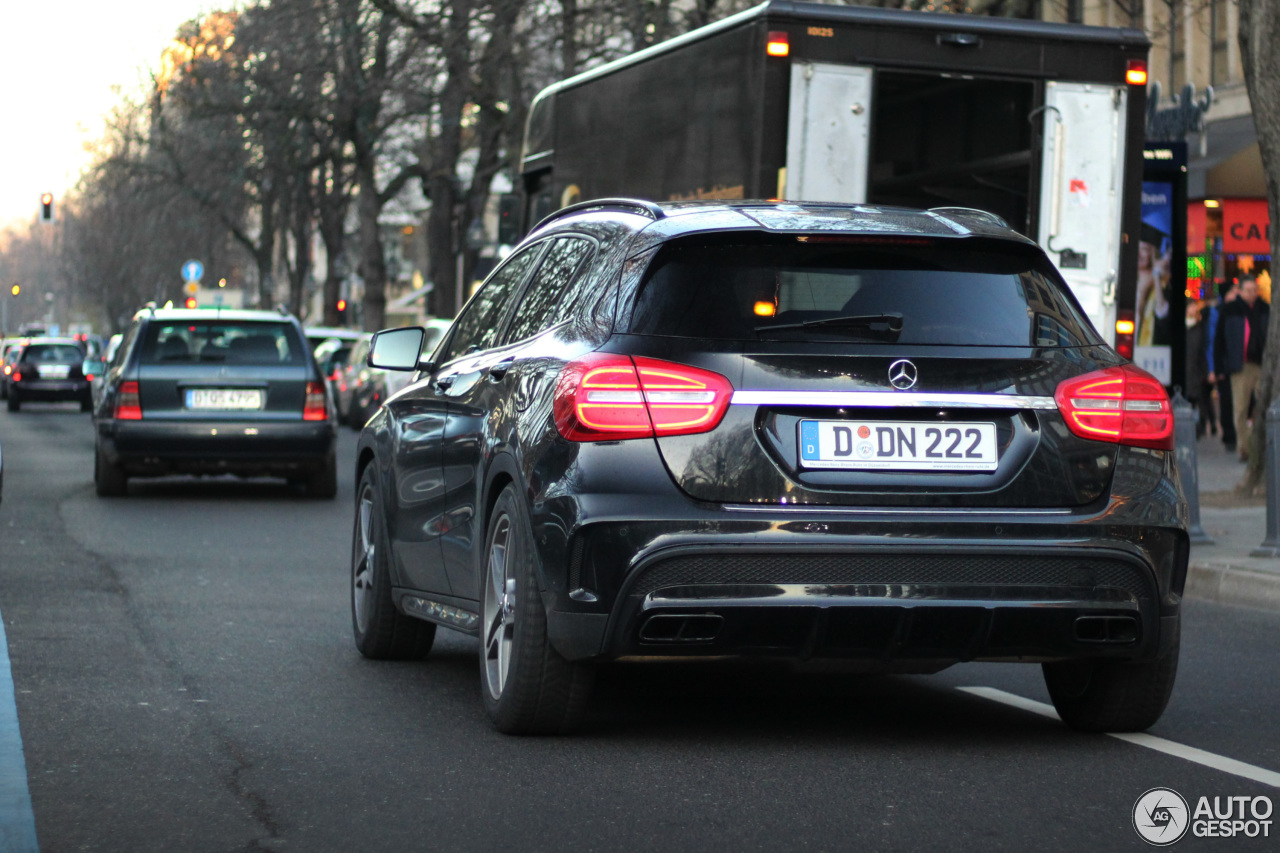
{"left": 368, "top": 326, "right": 425, "bottom": 371}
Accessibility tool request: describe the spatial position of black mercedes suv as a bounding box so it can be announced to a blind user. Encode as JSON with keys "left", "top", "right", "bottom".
{"left": 351, "top": 200, "right": 1187, "bottom": 735}
{"left": 93, "top": 307, "right": 338, "bottom": 498}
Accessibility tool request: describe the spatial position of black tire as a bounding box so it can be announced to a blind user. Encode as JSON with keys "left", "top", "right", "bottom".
{"left": 81, "top": 397, "right": 93, "bottom": 413}
{"left": 94, "top": 445, "right": 127, "bottom": 497}
{"left": 306, "top": 451, "right": 338, "bottom": 499}
{"left": 480, "top": 484, "right": 594, "bottom": 735}
{"left": 7, "top": 393, "right": 18, "bottom": 412}
{"left": 1043, "top": 621, "right": 1179, "bottom": 732}
{"left": 351, "top": 465, "right": 436, "bottom": 659}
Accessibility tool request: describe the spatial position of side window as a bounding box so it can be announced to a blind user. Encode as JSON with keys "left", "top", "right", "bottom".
{"left": 114, "top": 324, "right": 141, "bottom": 369}
{"left": 505, "top": 237, "right": 597, "bottom": 343}
{"left": 438, "top": 245, "right": 542, "bottom": 364}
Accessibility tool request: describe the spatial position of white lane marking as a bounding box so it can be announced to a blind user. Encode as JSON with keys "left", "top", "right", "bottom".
{"left": 0, "top": 611, "right": 39, "bottom": 851}
{"left": 959, "top": 686, "right": 1280, "bottom": 790}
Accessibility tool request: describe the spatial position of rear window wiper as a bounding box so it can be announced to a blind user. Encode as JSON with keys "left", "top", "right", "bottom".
{"left": 755, "top": 313, "right": 904, "bottom": 334}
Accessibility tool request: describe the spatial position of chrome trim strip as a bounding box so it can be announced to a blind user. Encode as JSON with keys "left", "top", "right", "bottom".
{"left": 722, "top": 504, "right": 1072, "bottom": 515}
{"left": 730, "top": 390, "right": 1058, "bottom": 410}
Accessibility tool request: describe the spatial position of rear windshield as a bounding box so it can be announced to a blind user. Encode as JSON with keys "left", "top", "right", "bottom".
{"left": 140, "top": 322, "right": 305, "bottom": 365}
{"left": 628, "top": 236, "right": 1102, "bottom": 347}
{"left": 23, "top": 344, "right": 83, "bottom": 362}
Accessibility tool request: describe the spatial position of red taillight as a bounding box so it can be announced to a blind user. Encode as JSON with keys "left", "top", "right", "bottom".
{"left": 1055, "top": 365, "right": 1173, "bottom": 450}
{"left": 86, "top": 373, "right": 95, "bottom": 382}
{"left": 303, "top": 381, "right": 327, "bottom": 421}
{"left": 553, "top": 354, "right": 733, "bottom": 442}
{"left": 11, "top": 371, "right": 21, "bottom": 382}
{"left": 2, "top": 365, "right": 10, "bottom": 375}
{"left": 114, "top": 381, "right": 142, "bottom": 420}
{"left": 1115, "top": 308, "right": 1135, "bottom": 360}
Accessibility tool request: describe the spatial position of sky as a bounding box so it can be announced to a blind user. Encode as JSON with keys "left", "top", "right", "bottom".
{"left": 0, "top": 1, "right": 217, "bottom": 230}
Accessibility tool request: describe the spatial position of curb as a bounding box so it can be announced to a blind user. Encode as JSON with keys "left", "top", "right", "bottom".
{"left": 1186, "top": 562, "right": 1280, "bottom": 613}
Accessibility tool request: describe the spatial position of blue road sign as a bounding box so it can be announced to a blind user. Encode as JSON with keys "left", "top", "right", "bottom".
{"left": 182, "top": 259, "right": 204, "bottom": 283}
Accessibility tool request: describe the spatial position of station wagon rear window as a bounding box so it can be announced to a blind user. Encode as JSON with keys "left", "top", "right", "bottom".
{"left": 627, "top": 236, "right": 1101, "bottom": 347}
{"left": 140, "top": 322, "right": 305, "bottom": 365}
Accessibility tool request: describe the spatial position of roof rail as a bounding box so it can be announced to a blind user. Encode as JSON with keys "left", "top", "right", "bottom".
{"left": 927, "top": 207, "right": 1009, "bottom": 229}
{"left": 533, "top": 198, "right": 665, "bottom": 233}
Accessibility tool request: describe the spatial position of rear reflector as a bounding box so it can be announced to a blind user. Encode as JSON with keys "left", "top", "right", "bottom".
{"left": 1054, "top": 364, "right": 1172, "bottom": 450}
{"left": 303, "top": 381, "right": 327, "bottom": 421}
{"left": 115, "top": 381, "right": 142, "bottom": 420}
{"left": 554, "top": 354, "right": 733, "bottom": 442}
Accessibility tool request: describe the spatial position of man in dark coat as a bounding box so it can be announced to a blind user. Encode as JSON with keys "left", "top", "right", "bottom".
{"left": 1214, "top": 276, "right": 1269, "bottom": 458}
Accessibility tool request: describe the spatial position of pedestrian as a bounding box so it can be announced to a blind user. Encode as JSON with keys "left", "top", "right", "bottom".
{"left": 1207, "top": 281, "right": 1237, "bottom": 449}
{"left": 1185, "top": 301, "right": 1212, "bottom": 438}
{"left": 1213, "top": 275, "right": 1269, "bottom": 459}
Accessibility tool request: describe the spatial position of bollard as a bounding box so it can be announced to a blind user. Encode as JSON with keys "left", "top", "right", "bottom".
{"left": 1250, "top": 396, "right": 1280, "bottom": 556}
{"left": 1172, "top": 390, "right": 1213, "bottom": 544}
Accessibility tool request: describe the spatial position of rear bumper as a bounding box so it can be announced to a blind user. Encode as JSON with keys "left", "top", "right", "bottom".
{"left": 11, "top": 380, "right": 90, "bottom": 401}
{"left": 538, "top": 508, "right": 1187, "bottom": 665}
{"left": 98, "top": 418, "right": 335, "bottom": 476}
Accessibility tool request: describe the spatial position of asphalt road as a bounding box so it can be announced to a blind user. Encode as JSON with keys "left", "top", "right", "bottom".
{"left": 1, "top": 402, "right": 1279, "bottom": 852}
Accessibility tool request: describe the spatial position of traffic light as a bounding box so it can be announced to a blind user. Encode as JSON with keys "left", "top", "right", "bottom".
{"left": 336, "top": 298, "right": 347, "bottom": 314}
{"left": 497, "top": 194, "right": 521, "bottom": 245}
{"left": 9, "top": 284, "right": 18, "bottom": 297}
{"left": 39, "top": 193, "right": 53, "bottom": 224}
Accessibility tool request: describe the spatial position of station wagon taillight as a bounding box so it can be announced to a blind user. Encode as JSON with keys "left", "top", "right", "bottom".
{"left": 1054, "top": 365, "right": 1173, "bottom": 450}
{"left": 303, "top": 381, "right": 327, "bottom": 421}
{"left": 553, "top": 354, "right": 733, "bottom": 442}
{"left": 114, "top": 381, "right": 142, "bottom": 420}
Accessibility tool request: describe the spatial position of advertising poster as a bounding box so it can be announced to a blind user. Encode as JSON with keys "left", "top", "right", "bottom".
{"left": 1137, "top": 181, "right": 1174, "bottom": 347}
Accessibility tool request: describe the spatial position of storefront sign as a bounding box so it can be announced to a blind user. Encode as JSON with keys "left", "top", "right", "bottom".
{"left": 1222, "top": 199, "right": 1270, "bottom": 253}
{"left": 1187, "top": 202, "right": 1206, "bottom": 255}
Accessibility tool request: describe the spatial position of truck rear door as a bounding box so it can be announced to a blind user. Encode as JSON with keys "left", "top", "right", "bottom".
{"left": 785, "top": 62, "right": 873, "bottom": 203}
{"left": 1036, "top": 82, "right": 1128, "bottom": 345}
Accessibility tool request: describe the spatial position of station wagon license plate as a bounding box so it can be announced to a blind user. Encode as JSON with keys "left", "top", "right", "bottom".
{"left": 36, "top": 365, "right": 70, "bottom": 379}
{"left": 799, "top": 420, "right": 998, "bottom": 471}
{"left": 186, "top": 388, "right": 263, "bottom": 410}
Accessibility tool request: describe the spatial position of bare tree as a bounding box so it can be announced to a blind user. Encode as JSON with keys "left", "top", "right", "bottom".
{"left": 1235, "top": 0, "right": 1280, "bottom": 489}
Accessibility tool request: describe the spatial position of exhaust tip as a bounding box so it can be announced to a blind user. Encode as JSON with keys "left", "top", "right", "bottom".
{"left": 639, "top": 613, "right": 723, "bottom": 644}
{"left": 1074, "top": 615, "right": 1139, "bottom": 644}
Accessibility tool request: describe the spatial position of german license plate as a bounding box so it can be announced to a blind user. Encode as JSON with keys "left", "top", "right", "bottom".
{"left": 37, "top": 365, "right": 70, "bottom": 379}
{"left": 799, "top": 420, "right": 998, "bottom": 471}
{"left": 186, "top": 388, "right": 263, "bottom": 410}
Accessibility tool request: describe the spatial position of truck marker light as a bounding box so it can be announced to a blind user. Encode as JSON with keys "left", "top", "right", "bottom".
{"left": 766, "top": 31, "right": 789, "bottom": 57}
{"left": 1126, "top": 59, "right": 1147, "bottom": 85}
{"left": 1115, "top": 319, "right": 1135, "bottom": 335}
{"left": 754, "top": 301, "right": 776, "bottom": 317}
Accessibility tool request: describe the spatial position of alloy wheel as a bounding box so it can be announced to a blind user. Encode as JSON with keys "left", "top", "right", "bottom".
{"left": 483, "top": 514, "right": 515, "bottom": 700}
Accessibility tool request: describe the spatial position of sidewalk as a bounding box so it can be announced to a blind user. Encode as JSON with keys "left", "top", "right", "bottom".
{"left": 1185, "top": 431, "right": 1280, "bottom": 612}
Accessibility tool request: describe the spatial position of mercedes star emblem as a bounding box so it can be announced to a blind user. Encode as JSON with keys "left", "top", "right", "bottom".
{"left": 888, "top": 359, "right": 918, "bottom": 390}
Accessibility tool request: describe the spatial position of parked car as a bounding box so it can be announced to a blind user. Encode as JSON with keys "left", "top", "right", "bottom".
{"left": 7, "top": 338, "right": 90, "bottom": 412}
{"left": 349, "top": 199, "right": 1187, "bottom": 736}
{"left": 92, "top": 307, "right": 337, "bottom": 498}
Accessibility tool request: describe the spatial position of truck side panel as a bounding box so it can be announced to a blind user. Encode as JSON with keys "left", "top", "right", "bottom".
{"left": 552, "top": 25, "right": 765, "bottom": 206}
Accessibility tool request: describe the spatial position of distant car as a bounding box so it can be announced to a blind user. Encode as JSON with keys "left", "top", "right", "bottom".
{"left": 92, "top": 307, "right": 338, "bottom": 498}
{"left": 313, "top": 336, "right": 354, "bottom": 401}
{"left": 334, "top": 334, "right": 373, "bottom": 427}
{"left": 305, "top": 326, "right": 364, "bottom": 354}
{"left": 1, "top": 343, "right": 26, "bottom": 400}
{"left": 7, "top": 338, "right": 90, "bottom": 412}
